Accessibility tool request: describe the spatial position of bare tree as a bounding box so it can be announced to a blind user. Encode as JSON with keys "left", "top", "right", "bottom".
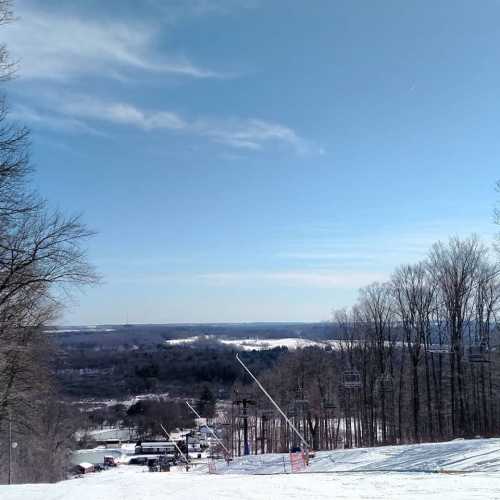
{"left": 392, "top": 262, "right": 435, "bottom": 442}
{"left": 495, "top": 180, "right": 500, "bottom": 257}
{"left": 428, "top": 236, "right": 486, "bottom": 436}
{"left": 358, "top": 282, "right": 395, "bottom": 444}
{"left": 0, "top": 1, "right": 99, "bottom": 483}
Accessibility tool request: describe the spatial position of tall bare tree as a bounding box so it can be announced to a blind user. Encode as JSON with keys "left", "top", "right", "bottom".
{"left": 0, "top": 0, "right": 98, "bottom": 483}
{"left": 428, "top": 236, "right": 485, "bottom": 436}
{"left": 392, "top": 262, "right": 435, "bottom": 442}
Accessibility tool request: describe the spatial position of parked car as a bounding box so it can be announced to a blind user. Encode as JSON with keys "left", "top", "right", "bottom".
{"left": 104, "top": 456, "right": 118, "bottom": 467}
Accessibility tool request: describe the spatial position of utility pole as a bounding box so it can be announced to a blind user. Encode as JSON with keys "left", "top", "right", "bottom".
{"left": 242, "top": 399, "right": 249, "bottom": 456}
{"left": 8, "top": 411, "right": 12, "bottom": 485}
{"left": 7, "top": 411, "right": 17, "bottom": 484}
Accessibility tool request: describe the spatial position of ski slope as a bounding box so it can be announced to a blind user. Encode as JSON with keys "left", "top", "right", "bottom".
{"left": 1, "top": 439, "right": 500, "bottom": 500}
{"left": 201, "top": 438, "right": 500, "bottom": 474}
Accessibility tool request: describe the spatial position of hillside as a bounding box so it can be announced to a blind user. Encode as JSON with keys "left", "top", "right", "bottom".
{"left": 2, "top": 439, "right": 499, "bottom": 500}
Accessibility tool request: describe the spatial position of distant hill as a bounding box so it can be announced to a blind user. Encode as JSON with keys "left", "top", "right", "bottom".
{"left": 47, "top": 322, "right": 336, "bottom": 350}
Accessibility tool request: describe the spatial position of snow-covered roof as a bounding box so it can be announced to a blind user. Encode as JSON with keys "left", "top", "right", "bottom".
{"left": 78, "top": 462, "right": 94, "bottom": 469}
{"left": 139, "top": 442, "right": 175, "bottom": 447}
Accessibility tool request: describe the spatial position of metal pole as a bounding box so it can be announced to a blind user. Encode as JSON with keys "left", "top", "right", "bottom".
{"left": 243, "top": 399, "right": 250, "bottom": 455}
{"left": 160, "top": 424, "right": 190, "bottom": 465}
{"left": 235, "top": 353, "right": 310, "bottom": 450}
{"left": 185, "top": 401, "right": 231, "bottom": 456}
{"left": 8, "top": 411, "right": 12, "bottom": 485}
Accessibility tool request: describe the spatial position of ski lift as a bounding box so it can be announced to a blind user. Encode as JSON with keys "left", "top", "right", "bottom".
{"left": 293, "top": 398, "right": 309, "bottom": 407}
{"left": 343, "top": 370, "right": 361, "bottom": 389}
{"left": 322, "top": 401, "right": 336, "bottom": 411}
{"left": 287, "top": 402, "right": 297, "bottom": 418}
{"left": 291, "top": 386, "right": 309, "bottom": 410}
{"left": 468, "top": 343, "right": 490, "bottom": 364}
{"left": 287, "top": 395, "right": 309, "bottom": 418}
{"left": 376, "top": 373, "right": 394, "bottom": 394}
{"left": 428, "top": 345, "right": 451, "bottom": 354}
{"left": 293, "top": 399, "right": 309, "bottom": 416}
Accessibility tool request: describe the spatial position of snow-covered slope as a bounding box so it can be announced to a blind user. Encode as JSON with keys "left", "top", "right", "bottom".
{"left": 2, "top": 439, "right": 500, "bottom": 500}
{"left": 164, "top": 335, "right": 340, "bottom": 350}
{"left": 200, "top": 438, "right": 500, "bottom": 474}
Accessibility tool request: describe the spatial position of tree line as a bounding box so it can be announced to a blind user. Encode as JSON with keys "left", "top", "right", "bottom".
{"left": 223, "top": 236, "right": 500, "bottom": 455}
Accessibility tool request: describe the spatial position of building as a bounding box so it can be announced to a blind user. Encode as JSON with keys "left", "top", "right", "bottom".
{"left": 135, "top": 441, "right": 176, "bottom": 455}
{"left": 76, "top": 462, "right": 95, "bottom": 474}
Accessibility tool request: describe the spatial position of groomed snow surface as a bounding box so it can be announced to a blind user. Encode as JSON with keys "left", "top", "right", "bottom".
{"left": 2, "top": 438, "right": 500, "bottom": 499}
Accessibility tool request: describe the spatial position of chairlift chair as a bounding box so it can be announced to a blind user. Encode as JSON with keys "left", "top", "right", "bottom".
{"left": 286, "top": 402, "right": 297, "bottom": 418}
{"left": 376, "top": 373, "right": 394, "bottom": 394}
{"left": 480, "top": 338, "right": 490, "bottom": 350}
{"left": 343, "top": 370, "right": 362, "bottom": 389}
{"left": 293, "top": 399, "right": 309, "bottom": 407}
{"left": 468, "top": 344, "right": 490, "bottom": 364}
{"left": 292, "top": 399, "right": 309, "bottom": 418}
{"left": 428, "top": 345, "right": 451, "bottom": 355}
{"left": 322, "top": 401, "right": 336, "bottom": 411}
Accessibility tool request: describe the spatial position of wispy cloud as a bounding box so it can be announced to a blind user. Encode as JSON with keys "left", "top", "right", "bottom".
{"left": 277, "top": 251, "right": 379, "bottom": 261}
{"left": 276, "top": 219, "right": 497, "bottom": 272}
{"left": 59, "top": 97, "right": 188, "bottom": 131}
{"left": 10, "top": 104, "right": 104, "bottom": 136}
{"left": 6, "top": 3, "right": 321, "bottom": 155}
{"left": 147, "top": 0, "right": 260, "bottom": 19}
{"left": 198, "top": 271, "right": 387, "bottom": 288}
{"left": 193, "top": 118, "right": 310, "bottom": 152}
{"left": 18, "top": 94, "right": 318, "bottom": 153}
{"left": 4, "top": 5, "right": 224, "bottom": 81}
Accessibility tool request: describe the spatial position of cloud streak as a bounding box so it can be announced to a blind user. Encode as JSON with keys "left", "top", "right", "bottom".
{"left": 147, "top": 0, "right": 260, "bottom": 20}
{"left": 275, "top": 219, "right": 497, "bottom": 275}
{"left": 4, "top": 5, "right": 224, "bottom": 81}
{"left": 17, "top": 94, "right": 317, "bottom": 153}
{"left": 198, "top": 270, "right": 387, "bottom": 288}
{"left": 6, "top": 3, "right": 321, "bottom": 155}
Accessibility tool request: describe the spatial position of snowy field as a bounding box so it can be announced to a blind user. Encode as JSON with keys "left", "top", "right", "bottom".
{"left": 165, "top": 335, "right": 408, "bottom": 351}
{"left": 164, "top": 335, "right": 339, "bottom": 350}
{"left": 2, "top": 439, "right": 500, "bottom": 500}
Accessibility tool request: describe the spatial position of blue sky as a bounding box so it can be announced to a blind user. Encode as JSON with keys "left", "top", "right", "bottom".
{"left": 4, "top": 0, "right": 500, "bottom": 324}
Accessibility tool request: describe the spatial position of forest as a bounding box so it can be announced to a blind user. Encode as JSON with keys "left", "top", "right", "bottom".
{"left": 56, "top": 341, "right": 286, "bottom": 399}
{"left": 222, "top": 237, "right": 500, "bottom": 455}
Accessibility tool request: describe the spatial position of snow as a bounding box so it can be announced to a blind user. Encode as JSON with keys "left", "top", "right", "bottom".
{"left": 72, "top": 448, "right": 122, "bottom": 466}
{"left": 72, "top": 392, "right": 172, "bottom": 413}
{"left": 2, "top": 439, "right": 500, "bottom": 499}
{"left": 220, "top": 337, "right": 331, "bottom": 350}
{"left": 201, "top": 438, "right": 500, "bottom": 474}
{"left": 164, "top": 335, "right": 203, "bottom": 345}
{"left": 1, "top": 466, "right": 498, "bottom": 500}
{"left": 76, "top": 462, "right": 93, "bottom": 469}
{"left": 164, "top": 335, "right": 342, "bottom": 351}
{"left": 164, "top": 336, "right": 412, "bottom": 352}
{"left": 44, "top": 327, "right": 116, "bottom": 333}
